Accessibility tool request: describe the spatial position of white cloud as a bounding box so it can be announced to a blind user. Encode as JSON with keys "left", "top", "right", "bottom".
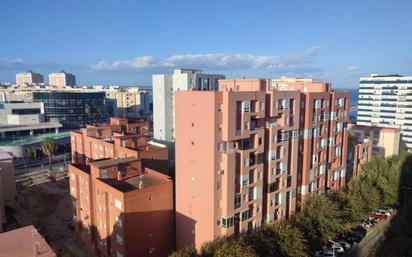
{"left": 91, "top": 46, "right": 322, "bottom": 73}
{"left": 346, "top": 65, "right": 360, "bottom": 72}
{"left": 0, "top": 58, "right": 30, "bottom": 69}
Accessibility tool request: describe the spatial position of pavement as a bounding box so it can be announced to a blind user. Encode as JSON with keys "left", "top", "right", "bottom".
{"left": 344, "top": 213, "right": 394, "bottom": 257}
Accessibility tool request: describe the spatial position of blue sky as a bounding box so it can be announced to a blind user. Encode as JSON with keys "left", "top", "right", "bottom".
{"left": 1, "top": 0, "right": 412, "bottom": 89}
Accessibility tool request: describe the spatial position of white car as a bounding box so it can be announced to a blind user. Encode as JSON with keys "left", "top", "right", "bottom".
{"left": 323, "top": 241, "right": 344, "bottom": 254}
{"left": 377, "top": 210, "right": 391, "bottom": 217}
{"left": 337, "top": 240, "right": 351, "bottom": 250}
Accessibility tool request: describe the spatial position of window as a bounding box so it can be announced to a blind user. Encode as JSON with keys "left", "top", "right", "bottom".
{"left": 116, "top": 234, "right": 123, "bottom": 245}
{"left": 116, "top": 216, "right": 122, "bottom": 228}
{"left": 115, "top": 199, "right": 122, "bottom": 210}
{"left": 234, "top": 195, "right": 241, "bottom": 209}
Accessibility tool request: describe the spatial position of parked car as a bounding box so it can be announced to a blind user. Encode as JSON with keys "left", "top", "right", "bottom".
{"left": 323, "top": 241, "right": 344, "bottom": 254}
{"left": 369, "top": 214, "right": 386, "bottom": 220}
{"left": 383, "top": 206, "right": 394, "bottom": 213}
{"left": 337, "top": 239, "right": 351, "bottom": 251}
{"left": 315, "top": 249, "right": 336, "bottom": 257}
{"left": 378, "top": 209, "right": 391, "bottom": 217}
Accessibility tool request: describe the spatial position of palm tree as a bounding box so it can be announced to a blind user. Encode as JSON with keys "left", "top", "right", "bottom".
{"left": 26, "top": 147, "right": 36, "bottom": 159}
{"left": 41, "top": 137, "right": 56, "bottom": 171}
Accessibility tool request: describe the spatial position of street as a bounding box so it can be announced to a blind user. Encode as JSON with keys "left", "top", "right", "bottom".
{"left": 344, "top": 214, "right": 394, "bottom": 257}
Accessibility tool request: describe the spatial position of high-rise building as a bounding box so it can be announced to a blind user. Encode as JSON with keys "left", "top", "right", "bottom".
{"left": 69, "top": 118, "right": 173, "bottom": 257}
{"left": 48, "top": 71, "right": 76, "bottom": 87}
{"left": 153, "top": 69, "right": 225, "bottom": 154}
{"left": 357, "top": 74, "right": 412, "bottom": 150}
{"left": 16, "top": 71, "right": 44, "bottom": 85}
{"left": 272, "top": 77, "right": 350, "bottom": 201}
{"left": 175, "top": 78, "right": 350, "bottom": 250}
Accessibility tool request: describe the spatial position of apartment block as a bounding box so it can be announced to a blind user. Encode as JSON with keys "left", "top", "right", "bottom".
{"left": 16, "top": 71, "right": 44, "bottom": 85}
{"left": 105, "top": 89, "right": 152, "bottom": 118}
{"left": 271, "top": 77, "right": 350, "bottom": 201}
{"left": 153, "top": 69, "right": 225, "bottom": 155}
{"left": 0, "top": 149, "right": 16, "bottom": 233}
{"left": 48, "top": 71, "right": 76, "bottom": 87}
{"left": 346, "top": 134, "right": 372, "bottom": 180}
{"left": 71, "top": 117, "right": 168, "bottom": 172}
{"left": 175, "top": 78, "right": 350, "bottom": 250}
{"left": 357, "top": 74, "right": 412, "bottom": 150}
{"left": 69, "top": 157, "right": 173, "bottom": 257}
{"left": 348, "top": 124, "right": 400, "bottom": 158}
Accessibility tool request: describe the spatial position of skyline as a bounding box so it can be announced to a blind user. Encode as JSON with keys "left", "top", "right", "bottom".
{"left": 1, "top": 0, "right": 412, "bottom": 88}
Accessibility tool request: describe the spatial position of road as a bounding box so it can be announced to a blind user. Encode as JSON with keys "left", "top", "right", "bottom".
{"left": 345, "top": 213, "right": 394, "bottom": 257}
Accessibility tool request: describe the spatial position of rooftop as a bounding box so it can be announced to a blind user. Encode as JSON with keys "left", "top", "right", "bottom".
{"left": 0, "top": 131, "right": 70, "bottom": 146}
{"left": 100, "top": 172, "right": 165, "bottom": 192}
{"left": 349, "top": 124, "right": 400, "bottom": 133}
{"left": 90, "top": 156, "right": 139, "bottom": 168}
{"left": 0, "top": 225, "right": 56, "bottom": 257}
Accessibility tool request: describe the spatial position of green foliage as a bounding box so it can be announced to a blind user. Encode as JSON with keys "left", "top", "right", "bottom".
{"left": 200, "top": 239, "right": 224, "bottom": 257}
{"left": 246, "top": 222, "right": 308, "bottom": 257}
{"left": 294, "top": 195, "right": 344, "bottom": 249}
{"left": 26, "top": 147, "right": 36, "bottom": 159}
{"left": 41, "top": 137, "right": 56, "bottom": 169}
{"left": 169, "top": 246, "right": 197, "bottom": 257}
{"left": 213, "top": 240, "right": 257, "bottom": 257}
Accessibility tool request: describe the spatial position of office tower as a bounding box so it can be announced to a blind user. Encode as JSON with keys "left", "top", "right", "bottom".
{"left": 48, "top": 71, "right": 76, "bottom": 87}
{"left": 357, "top": 74, "right": 412, "bottom": 150}
{"left": 175, "top": 78, "right": 350, "bottom": 250}
{"left": 16, "top": 71, "right": 44, "bottom": 85}
{"left": 152, "top": 69, "right": 225, "bottom": 153}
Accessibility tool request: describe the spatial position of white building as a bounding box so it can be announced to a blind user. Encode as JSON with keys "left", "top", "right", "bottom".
{"left": 152, "top": 69, "right": 225, "bottom": 153}
{"left": 16, "top": 71, "right": 44, "bottom": 85}
{"left": 48, "top": 71, "right": 76, "bottom": 87}
{"left": 357, "top": 74, "right": 412, "bottom": 150}
{"left": 0, "top": 102, "right": 62, "bottom": 138}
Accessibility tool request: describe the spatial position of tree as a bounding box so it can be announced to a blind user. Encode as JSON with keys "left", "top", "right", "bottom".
{"left": 169, "top": 246, "right": 197, "bottom": 257}
{"left": 213, "top": 240, "right": 257, "bottom": 257}
{"left": 200, "top": 239, "right": 224, "bottom": 257}
{"left": 246, "top": 222, "right": 308, "bottom": 257}
{"left": 294, "top": 194, "right": 344, "bottom": 249}
{"left": 41, "top": 137, "right": 56, "bottom": 170}
{"left": 26, "top": 147, "right": 36, "bottom": 159}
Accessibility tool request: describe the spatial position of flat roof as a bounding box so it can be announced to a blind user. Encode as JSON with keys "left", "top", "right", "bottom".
{"left": 0, "top": 149, "right": 13, "bottom": 160}
{"left": 349, "top": 124, "right": 400, "bottom": 132}
{"left": 0, "top": 225, "right": 56, "bottom": 257}
{"left": 99, "top": 173, "right": 165, "bottom": 193}
{"left": 90, "top": 156, "right": 139, "bottom": 168}
{"left": 0, "top": 131, "right": 70, "bottom": 146}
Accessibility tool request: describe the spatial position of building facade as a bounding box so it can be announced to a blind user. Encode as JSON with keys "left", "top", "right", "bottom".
{"left": 153, "top": 69, "right": 225, "bottom": 152}
{"left": 48, "top": 71, "right": 76, "bottom": 87}
{"left": 70, "top": 118, "right": 168, "bottom": 172}
{"left": 348, "top": 124, "right": 400, "bottom": 158}
{"left": 16, "top": 71, "right": 44, "bottom": 85}
{"left": 175, "top": 78, "right": 350, "bottom": 250}
{"left": 105, "top": 88, "right": 152, "bottom": 118}
{"left": 357, "top": 74, "right": 412, "bottom": 150}
{"left": 346, "top": 134, "right": 372, "bottom": 180}
{"left": 33, "top": 91, "right": 107, "bottom": 128}
{"left": 69, "top": 158, "right": 173, "bottom": 257}
{"left": 0, "top": 149, "right": 16, "bottom": 233}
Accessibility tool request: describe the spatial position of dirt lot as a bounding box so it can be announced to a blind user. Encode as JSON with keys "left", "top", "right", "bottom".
{"left": 15, "top": 177, "right": 75, "bottom": 257}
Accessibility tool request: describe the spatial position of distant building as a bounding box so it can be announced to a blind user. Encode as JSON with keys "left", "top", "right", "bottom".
{"left": 105, "top": 88, "right": 153, "bottom": 118}
{"left": 175, "top": 78, "right": 350, "bottom": 250}
{"left": 0, "top": 149, "right": 15, "bottom": 232}
{"left": 153, "top": 69, "right": 225, "bottom": 156}
{"left": 357, "top": 74, "right": 412, "bottom": 151}
{"left": 346, "top": 134, "right": 372, "bottom": 180}
{"left": 16, "top": 71, "right": 44, "bottom": 85}
{"left": 69, "top": 118, "right": 173, "bottom": 257}
{"left": 0, "top": 225, "right": 56, "bottom": 257}
{"left": 32, "top": 91, "right": 107, "bottom": 128}
{"left": 48, "top": 71, "right": 76, "bottom": 87}
{"left": 348, "top": 124, "right": 400, "bottom": 158}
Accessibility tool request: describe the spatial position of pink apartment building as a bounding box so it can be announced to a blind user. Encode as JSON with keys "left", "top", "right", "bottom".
{"left": 175, "top": 78, "right": 350, "bottom": 250}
